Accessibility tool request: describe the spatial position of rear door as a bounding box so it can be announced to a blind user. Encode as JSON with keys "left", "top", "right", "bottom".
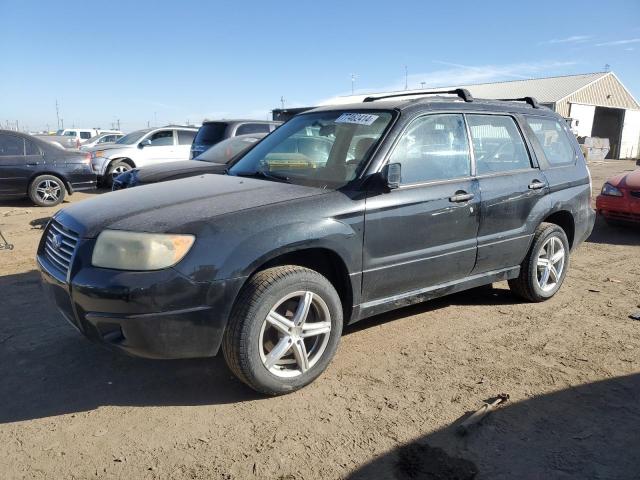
{"left": 467, "top": 114, "right": 548, "bottom": 273}
{"left": 0, "top": 134, "right": 30, "bottom": 195}
{"left": 362, "top": 113, "right": 480, "bottom": 302}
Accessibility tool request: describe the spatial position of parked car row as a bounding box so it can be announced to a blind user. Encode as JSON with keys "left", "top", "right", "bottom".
{"left": 36, "top": 128, "right": 122, "bottom": 149}
{"left": 37, "top": 92, "right": 598, "bottom": 395}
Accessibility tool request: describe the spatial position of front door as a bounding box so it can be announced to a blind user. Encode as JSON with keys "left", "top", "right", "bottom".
{"left": 466, "top": 114, "right": 548, "bottom": 273}
{"left": 362, "top": 113, "right": 480, "bottom": 303}
{"left": 139, "top": 129, "right": 177, "bottom": 165}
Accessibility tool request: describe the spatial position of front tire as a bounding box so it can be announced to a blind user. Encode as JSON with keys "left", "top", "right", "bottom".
{"left": 28, "top": 175, "right": 66, "bottom": 207}
{"left": 105, "top": 160, "right": 132, "bottom": 187}
{"left": 223, "top": 266, "right": 343, "bottom": 395}
{"left": 509, "top": 223, "right": 570, "bottom": 302}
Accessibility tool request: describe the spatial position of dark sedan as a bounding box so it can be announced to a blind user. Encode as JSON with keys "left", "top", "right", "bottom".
{"left": 112, "top": 133, "right": 266, "bottom": 190}
{"left": 0, "top": 130, "right": 96, "bottom": 206}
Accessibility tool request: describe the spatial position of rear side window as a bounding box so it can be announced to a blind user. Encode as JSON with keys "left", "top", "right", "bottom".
{"left": 236, "top": 123, "right": 271, "bottom": 135}
{"left": 25, "top": 139, "right": 40, "bottom": 155}
{"left": 149, "top": 130, "right": 174, "bottom": 146}
{"left": 388, "top": 114, "right": 471, "bottom": 184}
{"left": 525, "top": 116, "right": 576, "bottom": 166}
{"left": 80, "top": 131, "right": 92, "bottom": 140}
{"left": 177, "top": 130, "right": 197, "bottom": 145}
{"left": 194, "top": 123, "right": 227, "bottom": 146}
{"left": 466, "top": 115, "right": 531, "bottom": 174}
{"left": 0, "top": 134, "right": 24, "bottom": 156}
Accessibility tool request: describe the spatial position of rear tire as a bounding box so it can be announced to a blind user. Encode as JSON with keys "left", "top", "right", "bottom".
{"left": 509, "top": 223, "right": 570, "bottom": 302}
{"left": 28, "top": 175, "right": 66, "bottom": 207}
{"left": 222, "top": 266, "right": 343, "bottom": 395}
{"left": 105, "top": 160, "right": 132, "bottom": 187}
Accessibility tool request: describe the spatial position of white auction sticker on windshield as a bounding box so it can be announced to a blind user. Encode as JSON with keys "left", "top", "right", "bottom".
{"left": 335, "top": 113, "right": 379, "bottom": 126}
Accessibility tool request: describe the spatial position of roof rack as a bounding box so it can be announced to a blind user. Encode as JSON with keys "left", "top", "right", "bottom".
{"left": 497, "top": 96, "right": 540, "bottom": 108}
{"left": 362, "top": 88, "right": 474, "bottom": 103}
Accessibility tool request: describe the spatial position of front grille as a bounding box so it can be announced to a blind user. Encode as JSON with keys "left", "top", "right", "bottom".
{"left": 43, "top": 220, "right": 79, "bottom": 275}
{"left": 630, "top": 191, "right": 640, "bottom": 199}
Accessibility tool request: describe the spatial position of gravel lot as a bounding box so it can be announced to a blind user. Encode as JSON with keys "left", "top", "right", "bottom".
{"left": 1, "top": 160, "right": 639, "bottom": 479}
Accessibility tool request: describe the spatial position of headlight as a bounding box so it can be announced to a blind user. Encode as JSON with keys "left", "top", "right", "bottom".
{"left": 92, "top": 230, "right": 195, "bottom": 270}
{"left": 601, "top": 183, "right": 623, "bottom": 197}
{"left": 94, "top": 150, "right": 105, "bottom": 158}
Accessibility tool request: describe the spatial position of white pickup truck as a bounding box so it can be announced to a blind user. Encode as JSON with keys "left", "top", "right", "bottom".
{"left": 36, "top": 129, "right": 122, "bottom": 149}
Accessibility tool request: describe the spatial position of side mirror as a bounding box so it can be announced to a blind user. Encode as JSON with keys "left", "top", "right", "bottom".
{"left": 138, "top": 139, "right": 152, "bottom": 148}
{"left": 383, "top": 162, "right": 401, "bottom": 189}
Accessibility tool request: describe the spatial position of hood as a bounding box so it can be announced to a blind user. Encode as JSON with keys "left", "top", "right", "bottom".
{"left": 607, "top": 169, "right": 640, "bottom": 190}
{"left": 56, "top": 174, "right": 329, "bottom": 238}
{"left": 94, "top": 143, "right": 135, "bottom": 154}
{"left": 136, "top": 160, "right": 225, "bottom": 183}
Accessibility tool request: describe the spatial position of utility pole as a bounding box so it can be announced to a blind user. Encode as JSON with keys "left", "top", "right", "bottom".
{"left": 404, "top": 65, "right": 408, "bottom": 90}
{"left": 147, "top": 120, "right": 150, "bottom": 128}
{"left": 420, "top": 81, "right": 426, "bottom": 89}
{"left": 117, "top": 119, "right": 120, "bottom": 130}
{"left": 350, "top": 73, "right": 358, "bottom": 95}
{"left": 604, "top": 63, "right": 611, "bottom": 72}
{"left": 61, "top": 118, "right": 64, "bottom": 129}
{"left": 55, "top": 99, "right": 60, "bottom": 130}
{"left": 280, "top": 96, "right": 285, "bottom": 109}
{"left": 154, "top": 111, "right": 157, "bottom": 126}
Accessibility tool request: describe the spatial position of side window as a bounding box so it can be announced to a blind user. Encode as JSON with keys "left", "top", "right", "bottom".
{"left": 24, "top": 139, "right": 40, "bottom": 155}
{"left": 0, "top": 134, "right": 25, "bottom": 156}
{"left": 177, "top": 130, "right": 197, "bottom": 145}
{"left": 236, "top": 123, "right": 271, "bottom": 135}
{"left": 148, "top": 130, "right": 174, "bottom": 146}
{"left": 525, "top": 116, "right": 576, "bottom": 166}
{"left": 466, "top": 115, "right": 531, "bottom": 174}
{"left": 80, "top": 131, "right": 92, "bottom": 140}
{"left": 388, "top": 114, "right": 471, "bottom": 184}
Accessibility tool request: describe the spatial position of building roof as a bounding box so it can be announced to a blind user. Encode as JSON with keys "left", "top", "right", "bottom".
{"left": 322, "top": 72, "right": 639, "bottom": 110}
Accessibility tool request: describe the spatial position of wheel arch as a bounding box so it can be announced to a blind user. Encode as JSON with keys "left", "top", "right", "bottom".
{"left": 108, "top": 157, "right": 136, "bottom": 170}
{"left": 243, "top": 247, "right": 354, "bottom": 323}
{"left": 541, "top": 210, "right": 575, "bottom": 248}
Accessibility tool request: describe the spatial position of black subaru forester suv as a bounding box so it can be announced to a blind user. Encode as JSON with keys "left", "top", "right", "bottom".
{"left": 38, "top": 90, "right": 595, "bottom": 395}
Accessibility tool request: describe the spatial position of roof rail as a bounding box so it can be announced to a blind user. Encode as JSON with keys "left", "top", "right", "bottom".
{"left": 497, "top": 96, "right": 540, "bottom": 109}
{"left": 362, "top": 88, "right": 474, "bottom": 103}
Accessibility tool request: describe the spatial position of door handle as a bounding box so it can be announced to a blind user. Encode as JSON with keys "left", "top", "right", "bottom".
{"left": 528, "top": 180, "right": 546, "bottom": 190}
{"left": 449, "top": 191, "right": 474, "bottom": 203}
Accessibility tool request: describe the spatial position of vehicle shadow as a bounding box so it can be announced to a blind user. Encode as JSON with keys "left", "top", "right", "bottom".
{"left": 348, "top": 373, "right": 640, "bottom": 479}
{"left": 0, "top": 270, "right": 260, "bottom": 424}
{"left": 586, "top": 216, "right": 640, "bottom": 246}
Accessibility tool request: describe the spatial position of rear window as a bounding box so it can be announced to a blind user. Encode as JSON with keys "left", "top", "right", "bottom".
{"left": 177, "top": 130, "right": 197, "bottom": 145}
{"left": 236, "top": 123, "right": 271, "bottom": 135}
{"left": 525, "top": 116, "right": 576, "bottom": 166}
{"left": 194, "top": 122, "right": 227, "bottom": 146}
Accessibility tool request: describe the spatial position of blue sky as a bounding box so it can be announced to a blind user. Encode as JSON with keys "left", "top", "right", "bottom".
{"left": 1, "top": 0, "right": 639, "bottom": 132}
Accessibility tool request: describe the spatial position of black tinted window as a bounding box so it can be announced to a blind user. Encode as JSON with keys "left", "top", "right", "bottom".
{"left": 236, "top": 123, "right": 271, "bottom": 135}
{"left": 80, "top": 131, "right": 92, "bottom": 139}
{"left": 467, "top": 115, "right": 531, "bottom": 174}
{"left": 0, "top": 134, "right": 24, "bottom": 156}
{"left": 194, "top": 123, "right": 227, "bottom": 146}
{"left": 177, "top": 130, "right": 197, "bottom": 145}
{"left": 525, "top": 117, "right": 576, "bottom": 166}
{"left": 24, "top": 139, "right": 40, "bottom": 155}
{"left": 149, "top": 130, "right": 174, "bottom": 146}
{"left": 388, "top": 114, "right": 471, "bottom": 184}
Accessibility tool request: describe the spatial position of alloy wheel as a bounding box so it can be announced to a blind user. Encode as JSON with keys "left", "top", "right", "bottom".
{"left": 536, "top": 236, "right": 565, "bottom": 292}
{"left": 258, "top": 291, "right": 332, "bottom": 378}
{"left": 35, "top": 179, "right": 61, "bottom": 204}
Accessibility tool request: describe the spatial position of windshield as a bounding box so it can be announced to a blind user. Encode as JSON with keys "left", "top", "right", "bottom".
{"left": 116, "top": 130, "right": 148, "bottom": 145}
{"left": 194, "top": 122, "right": 227, "bottom": 146}
{"left": 196, "top": 134, "right": 266, "bottom": 163}
{"left": 228, "top": 110, "right": 393, "bottom": 188}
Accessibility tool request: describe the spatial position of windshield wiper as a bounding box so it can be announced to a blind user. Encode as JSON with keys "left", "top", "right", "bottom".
{"left": 234, "top": 170, "right": 291, "bottom": 183}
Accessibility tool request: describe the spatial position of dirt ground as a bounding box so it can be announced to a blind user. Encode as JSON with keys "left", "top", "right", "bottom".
{"left": 1, "top": 160, "right": 639, "bottom": 480}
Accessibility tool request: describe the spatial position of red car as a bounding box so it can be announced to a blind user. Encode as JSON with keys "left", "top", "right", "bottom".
{"left": 596, "top": 168, "right": 640, "bottom": 225}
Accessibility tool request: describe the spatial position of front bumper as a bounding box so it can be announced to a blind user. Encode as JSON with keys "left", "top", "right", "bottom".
{"left": 596, "top": 193, "right": 640, "bottom": 224}
{"left": 37, "top": 235, "right": 245, "bottom": 359}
